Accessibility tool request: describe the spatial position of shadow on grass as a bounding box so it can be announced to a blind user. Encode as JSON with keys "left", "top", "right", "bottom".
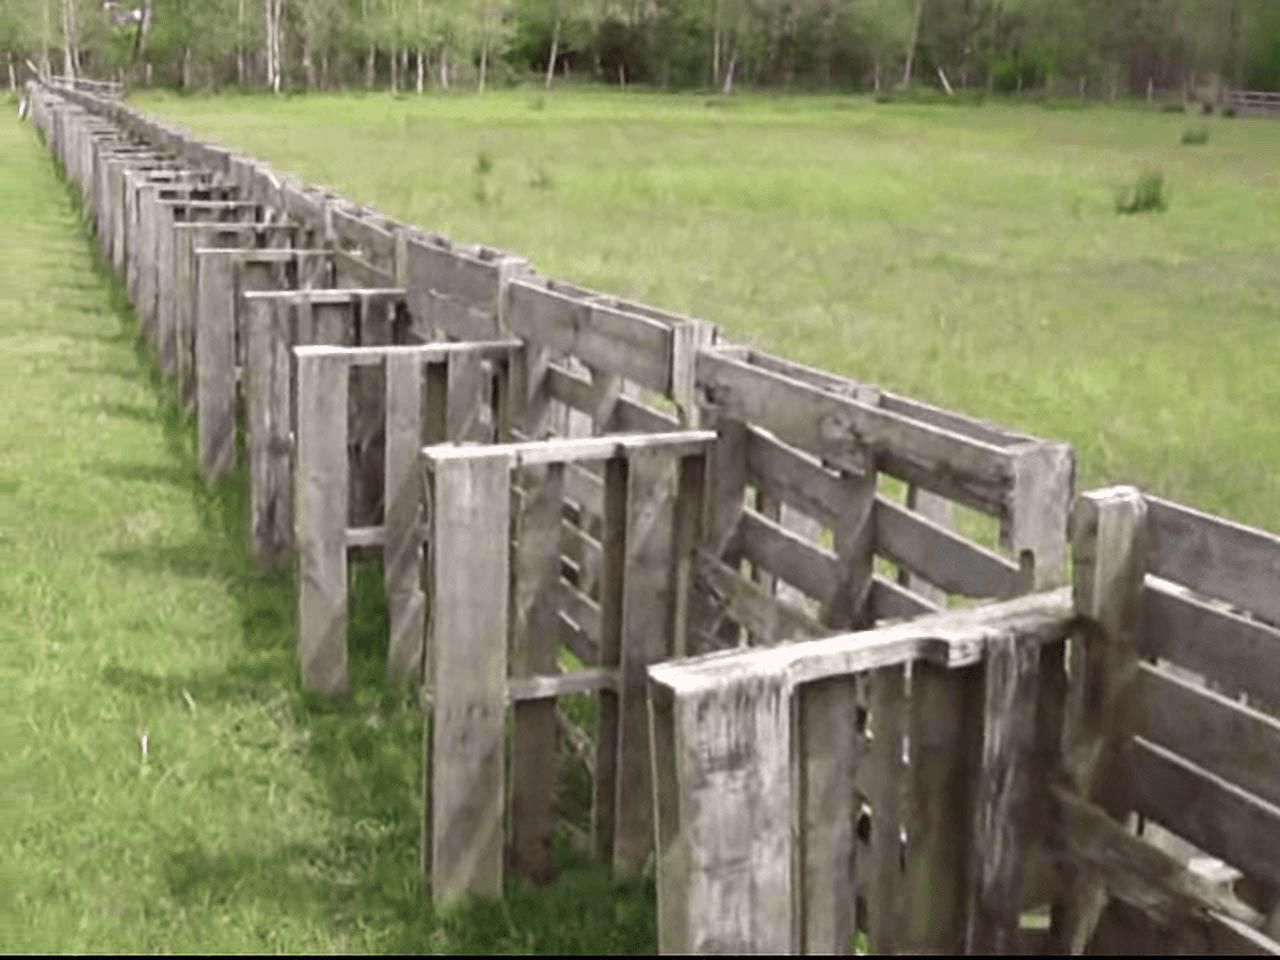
{"left": 56, "top": 158, "right": 654, "bottom": 954}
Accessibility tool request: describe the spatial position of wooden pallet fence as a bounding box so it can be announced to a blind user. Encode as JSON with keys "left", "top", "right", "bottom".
{"left": 420, "top": 431, "right": 713, "bottom": 907}
{"left": 194, "top": 247, "right": 336, "bottom": 481}
{"left": 647, "top": 588, "right": 1075, "bottom": 955}
{"left": 1050, "top": 487, "right": 1280, "bottom": 956}
{"left": 241, "top": 288, "right": 411, "bottom": 565}
{"left": 687, "top": 344, "right": 1074, "bottom": 953}
{"left": 293, "top": 339, "right": 522, "bottom": 696}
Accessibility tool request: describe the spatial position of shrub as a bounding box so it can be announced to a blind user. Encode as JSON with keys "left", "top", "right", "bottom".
{"left": 474, "top": 150, "right": 493, "bottom": 176}
{"left": 1181, "top": 125, "right": 1210, "bottom": 146}
{"left": 529, "top": 166, "right": 554, "bottom": 191}
{"left": 1160, "top": 102, "right": 1186, "bottom": 113}
{"left": 1201, "top": 101, "right": 1214, "bottom": 115}
{"left": 1115, "top": 169, "right": 1168, "bottom": 215}
{"left": 1224, "top": 106, "right": 1238, "bottom": 118}
{"left": 874, "top": 93, "right": 895, "bottom": 104}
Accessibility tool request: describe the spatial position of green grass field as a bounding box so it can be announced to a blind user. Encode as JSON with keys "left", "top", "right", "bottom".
{"left": 137, "top": 88, "right": 1280, "bottom": 531}
{"left": 4, "top": 89, "right": 1278, "bottom": 953}
{"left": 0, "top": 112, "right": 650, "bottom": 953}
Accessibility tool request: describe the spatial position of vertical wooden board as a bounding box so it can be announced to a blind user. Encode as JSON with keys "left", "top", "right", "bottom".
{"left": 156, "top": 204, "right": 178, "bottom": 375}
{"left": 896, "top": 485, "right": 953, "bottom": 607}
{"left": 384, "top": 355, "right": 427, "bottom": 684}
{"left": 861, "top": 664, "right": 909, "bottom": 954}
{"left": 1048, "top": 486, "right": 1148, "bottom": 955}
{"left": 350, "top": 296, "right": 391, "bottom": 529}
{"left": 427, "top": 453, "right": 512, "bottom": 908}
{"left": 662, "top": 674, "right": 797, "bottom": 954}
{"left": 799, "top": 677, "right": 863, "bottom": 955}
{"left": 592, "top": 457, "right": 628, "bottom": 861}
{"left": 613, "top": 448, "right": 680, "bottom": 883}
{"left": 295, "top": 352, "right": 351, "bottom": 697}
{"left": 195, "top": 252, "right": 238, "bottom": 481}
{"left": 964, "top": 633, "right": 1042, "bottom": 954}
{"left": 446, "top": 350, "right": 489, "bottom": 443}
{"left": 689, "top": 416, "right": 749, "bottom": 653}
{"left": 137, "top": 188, "right": 160, "bottom": 341}
{"left": 1003, "top": 442, "right": 1075, "bottom": 591}
{"left": 509, "top": 463, "right": 566, "bottom": 884}
{"left": 247, "top": 298, "right": 294, "bottom": 564}
{"left": 801, "top": 462, "right": 876, "bottom": 954}
{"left": 174, "top": 228, "right": 196, "bottom": 407}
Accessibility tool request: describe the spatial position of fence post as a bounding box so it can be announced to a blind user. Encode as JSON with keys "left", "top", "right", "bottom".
{"left": 295, "top": 349, "right": 351, "bottom": 697}
{"left": 422, "top": 449, "right": 512, "bottom": 909}
{"left": 195, "top": 251, "right": 237, "bottom": 481}
{"left": 1048, "top": 485, "right": 1148, "bottom": 953}
{"left": 648, "top": 669, "right": 797, "bottom": 955}
{"left": 383, "top": 354, "right": 427, "bottom": 684}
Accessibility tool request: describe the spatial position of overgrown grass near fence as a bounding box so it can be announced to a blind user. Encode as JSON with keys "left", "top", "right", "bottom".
{"left": 0, "top": 113, "right": 651, "bottom": 954}
{"left": 136, "top": 88, "right": 1280, "bottom": 532}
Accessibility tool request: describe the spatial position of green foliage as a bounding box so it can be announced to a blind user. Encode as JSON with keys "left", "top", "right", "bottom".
{"left": 1181, "top": 125, "right": 1209, "bottom": 145}
{"left": 474, "top": 149, "right": 494, "bottom": 176}
{"left": 529, "top": 165, "right": 554, "bottom": 190}
{"left": 1160, "top": 102, "right": 1187, "bottom": 114}
{"left": 1115, "top": 169, "right": 1168, "bottom": 214}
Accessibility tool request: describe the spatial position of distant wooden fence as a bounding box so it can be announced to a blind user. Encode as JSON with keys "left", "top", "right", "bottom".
{"left": 1228, "top": 90, "right": 1280, "bottom": 116}
{"left": 28, "top": 80, "right": 1280, "bottom": 955}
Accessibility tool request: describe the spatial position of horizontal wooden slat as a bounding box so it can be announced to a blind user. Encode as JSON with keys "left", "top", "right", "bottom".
{"left": 423, "top": 431, "right": 715, "bottom": 469}
{"left": 559, "top": 612, "right": 598, "bottom": 665}
{"left": 406, "top": 235, "right": 512, "bottom": 312}
{"left": 1135, "top": 663, "right": 1280, "bottom": 809}
{"left": 507, "top": 279, "right": 674, "bottom": 395}
{"left": 869, "top": 575, "right": 941, "bottom": 623}
{"left": 1142, "top": 579, "right": 1280, "bottom": 712}
{"left": 560, "top": 518, "right": 602, "bottom": 583}
{"left": 736, "top": 509, "right": 841, "bottom": 607}
{"left": 745, "top": 426, "right": 853, "bottom": 529}
{"left": 1147, "top": 497, "right": 1280, "bottom": 627}
{"left": 293, "top": 339, "right": 520, "bottom": 368}
{"left": 507, "top": 668, "right": 617, "bottom": 703}
{"left": 331, "top": 206, "right": 396, "bottom": 260}
{"left": 332, "top": 248, "right": 395, "bottom": 287}
{"left": 696, "top": 350, "right": 1013, "bottom": 514}
{"left": 874, "top": 495, "right": 1022, "bottom": 599}
{"left": 564, "top": 463, "right": 604, "bottom": 521}
{"left": 1130, "top": 738, "right": 1280, "bottom": 889}
{"left": 695, "top": 551, "right": 828, "bottom": 645}
{"left": 650, "top": 588, "right": 1072, "bottom": 697}
{"left": 243, "top": 287, "right": 405, "bottom": 305}
{"left": 544, "top": 364, "right": 680, "bottom": 434}
{"left": 558, "top": 578, "right": 601, "bottom": 643}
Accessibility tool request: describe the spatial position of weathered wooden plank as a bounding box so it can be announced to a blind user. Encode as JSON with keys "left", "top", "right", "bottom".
{"left": 736, "top": 508, "right": 841, "bottom": 608}
{"left": 647, "top": 670, "right": 797, "bottom": 954}
{"left": 694, "top": 552, "right": 827, "bottom": 646}
{"left": 1130, "top": 738, "right": 1280, "bottom": 890}
{"left": 333, "top": 248, "right": 395, "bottom": 289}
{"left": 745, "top": 426, "right": 855, "bottom": 530}
{"left": 295, "top": 351, "right": 351, "bottom": 697}
{"left": 964, "top": 631, "right": 1042, "bottom": 954}
{"left": 424, "top": 451, "right": 512, "bottom": 908}
{"left": 1148, "top": 497, "right": 1280, "bottom": 628}
{"left": 245, "top": 296, "right": 294, "bottom": 564}
{"left": 1049, "top": 486, "right": 1149, "bottom": 954}
{"left": 507, "top": 279, "right": 674, "bottom": 395}
{"left": 869, "top": 574, "right": 941, "bottom": 623}
{"left": 195, "top": 250, "right": 237, "bottom": 480}
{"left": 1135, "top": 662, "right": 1280, "bottom": 809}
{"left": 507, "top": 668, "right": 618, "bottom": 702}
{"left": 592, "top": 457, "right": 628, "bottom": 863}
{"left": 875, "top": 495, "right": 1023, "bottom": 599}
{"left": 613, "top": 448, "right": 682, "bottom": 882}
{"left": 426, "top": 431, "right": 715, "bottom": 468}
{"left": 696, "top": 350, "right": 1013, "bottom": 513}
{"left": 862, "top": 662, "right": 907, "bottom": 953}
{"left": 1142, "top": 580, "right": 1280, "bottom": 713}
{"left": 510, "top": 463, "right": 566, "bottom": 884}
{"left": 384, "top": 354, "right": 427, "bottom": 684}
{"left": 1002, "top": 441, "right": 1075, "bottom": 591}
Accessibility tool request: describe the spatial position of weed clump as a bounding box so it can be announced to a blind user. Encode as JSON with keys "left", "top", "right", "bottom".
{"left": 1181, "top": 125, "right": 1209, "bottom": 146}
{"left": 529, "top": 166, "right": 554, "bottom": 191}
{"left": 1160, "top": 101, "right": 1186, "bottom": 114}
{"left": 529, "top": 94, "right": 546, "bottom": 112}
{"left": 1115, "top": 169, "right": 1168, "bottom": 215}
{"left": 474, "top": 150, "right": 494, "bottom": 176}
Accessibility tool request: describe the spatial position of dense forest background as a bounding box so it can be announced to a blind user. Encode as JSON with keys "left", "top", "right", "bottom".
{"left": 2, "top": 0, "right": 1279, "bottom": 98}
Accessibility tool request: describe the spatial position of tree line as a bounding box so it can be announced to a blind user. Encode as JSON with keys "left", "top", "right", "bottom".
{"left": 3, "top": 1, "right": 1279, "bottom": 98}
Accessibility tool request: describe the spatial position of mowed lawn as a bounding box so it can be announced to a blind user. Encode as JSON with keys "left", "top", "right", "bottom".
{"left": 139, "top": 88, "right": 1280, "bottom": 531}
{"left": 0, "top": 108, "right": 650, "bottom": 952}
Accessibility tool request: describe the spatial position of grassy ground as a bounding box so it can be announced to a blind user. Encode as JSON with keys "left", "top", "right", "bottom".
{"left": 0, "top": 113, "right": 650, "bottom": 952}
{"left": 137, "top": 88, "right": 1280, "bottom": 531}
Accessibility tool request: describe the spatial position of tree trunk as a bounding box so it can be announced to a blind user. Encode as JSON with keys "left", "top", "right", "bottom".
{"left": 321, "top": 51, "right": 329, "bottom": 90}
{"left": 61, "top": 0, "right": 76, "bottom": 79}
{"left": 722, "top": 50, "right": 737, "bottom": 95}
{"left": 145, "top": 61, "right": 153, "bottom": 87}
{"left": 479, "top": 32, "right": 489, "bottom": 93}
{"left": 7, "top": 54, "right": 16, "bottom": 93}
{"left": 390, "top": 46, "right": 398, "bottom": 93}
{"left": 902, "top": 0, "right": 926, "bottom": 88}
{"left": 237, "top": 0, "right": 245, "bottom": 84}
{"left": 712, "top": 24, "right": 721, "bottom": 90}
{"left": 181, "top": 45, "right": 191, "bottom": 90}
{"left": 618, "top": 63, "right": 626, "bottom": 89}
{"left": 545, "top": 16, "right": 561, "bottom": 89}
{"left": 417, "top": 49, "right": 424, "bottom": 94}
{"left": 303, "top": 34, "right": 315, "bottom": 90}
{"left": 439, "top": 47, "right": 449, "bottom": 91}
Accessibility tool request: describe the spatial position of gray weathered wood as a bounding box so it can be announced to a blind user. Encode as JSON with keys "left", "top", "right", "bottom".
{"left": 195, "top": 250, "right": 237, "bottom": 480}
{"left": 424, "top": 451, "right": 512, "bottom": 908}
{"left": 295, "top": 351, "right": 351, "bottom": 697}
{"left": 510, "top": 463, "right": 566, "bottom": 884}
{"left": 1148, "top": 496, "right": 1280, "bottom": 627}
{"left": 246, "top": 296, "right": 293, "bottom": 564}
{"left": 383, "top": 354, "right": 427, "bottom": 684}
